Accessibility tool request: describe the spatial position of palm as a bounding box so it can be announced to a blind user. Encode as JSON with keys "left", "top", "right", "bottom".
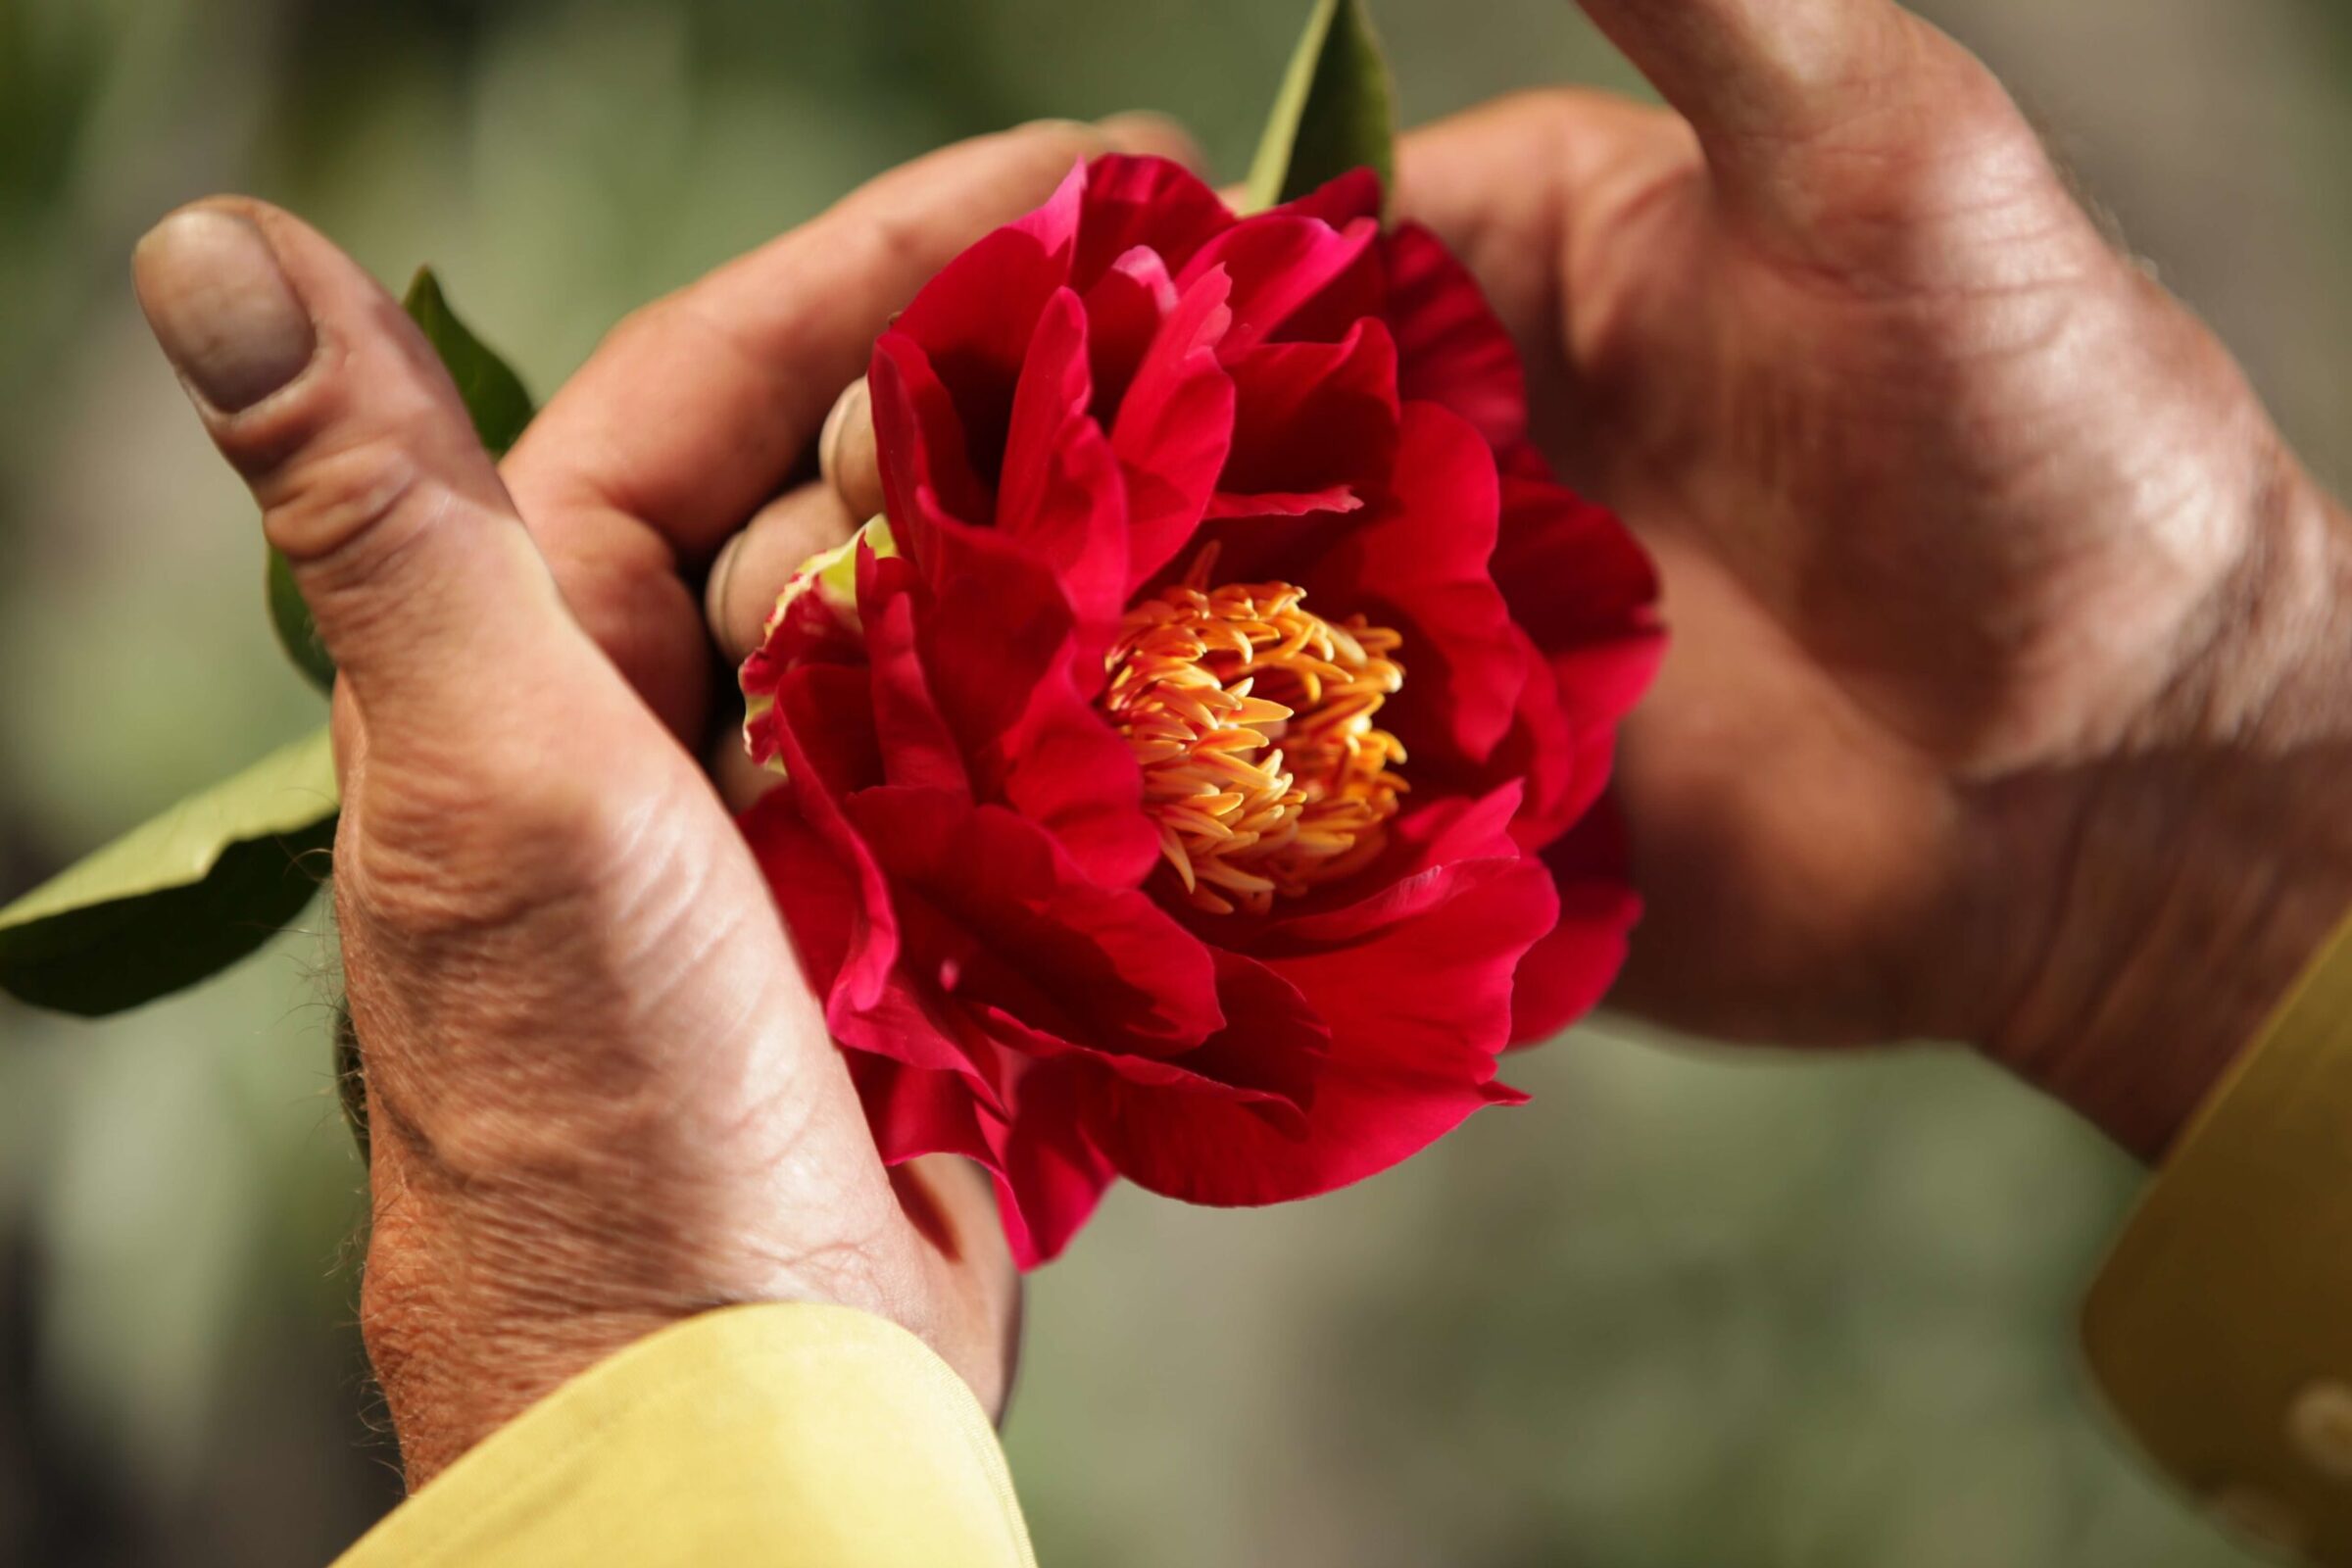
{"left": 1403, "top": 76, "right": 2276, "bottom": 1049}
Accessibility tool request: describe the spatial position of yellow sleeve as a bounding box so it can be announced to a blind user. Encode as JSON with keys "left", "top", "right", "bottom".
{"left": 2085, "top": 909, "right": 2352, "bottom": 1562}
{"left": 331, "top": 1302, "right": 1036, "bottom": 1568}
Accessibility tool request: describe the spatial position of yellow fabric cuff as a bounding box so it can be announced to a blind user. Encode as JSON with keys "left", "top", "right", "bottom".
{"left": 331, "top": 1302, "right": 1036, "bottom": 1568}
{"left": 2086, "top": 910, "right": 2352, "bottom": 1562}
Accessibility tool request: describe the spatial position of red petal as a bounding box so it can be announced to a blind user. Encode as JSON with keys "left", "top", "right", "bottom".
{"left": 845, "top": 786, "right": 1225, "bottom": 1056}
{"left": 740, "top": 788, "right": 975, "bottom": 1080}
{"left": 1073, "top": 154, "right": 1235, "bottom": 288}
{"left": 849, "top": 1053, "right": 1115, "bottom": 1270}
{"left": 997, "top": 288, "right": 1129, "bottom": 638}
{"left": 1215, "top": 317, "right": 1399, "bottom": 512}
{"left": 1086, "top": 795, "right": 1553, "bottom": 1210}
{"left": 762, "top": 660, "right": 884, "bottom": 795}
{"left": 1490, "top": 459, "right": 1664, "bottom": 832}
{"left": 1493, "top": 459, "right": 1661, "bottom": 661}
{"left": 851, "top": 1049, "right": 995, "bottom": 1165}
{"left": 1009, "top": 159, "right": 1087, "bottom": 266}
{"left": 988, "top": 1060, "right": 1119, "bottom": 1267}
{"left": 893, "top": 218, "right": 1073, "bottom": 486}
{"left": 1510, "top": 800, "right": 1640, "bottom": 1044}
{"left": 1083, "top": 246, "right": 1179, "bottom": 416}
{"left": 1304, "top": 401, "right": 1523, "bottom": 768}
{"left": 896, "top": 491, "right": 1159, "bottom": 886}
{"left": 870, "top": 330, "right": 994, "bottom": 537}
{"left": 990, "top": 678, "right": 1161, "bottom": 889}
{"left": 1178, "top": 215, "right": 1377, "bottom": 354}
{"left": 858, "top": 551, "right": 969, "bottom": 794}
{"left": 1262, "top": 849, "right": 1557, "bottom": 1087}
{"left": 1384, "top": 222, "right": 1528, "bottom": 449}
{"left": 1111, "top": 267, "right": 1236, "bottom": 590}
{"left": 1273, "top": 168, "right": 1383, "bottom": 226}
{"left": 1085, "top": 951, "right": 1507, "bottom": 1208}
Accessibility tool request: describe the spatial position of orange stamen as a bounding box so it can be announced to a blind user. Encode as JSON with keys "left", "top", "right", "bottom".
{"left": 1102, "top": 553, "right": 1407, "bottom": 915}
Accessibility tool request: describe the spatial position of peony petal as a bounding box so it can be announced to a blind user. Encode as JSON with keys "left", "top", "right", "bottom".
{"left": 1178, "top": 214, "right": 1377, "bottom": 355}
{"left": 991, "top": 681, "right": 1161, "bottom": 889}
{"left": 1304, "top": 401, "right": 1524, "bottom": 769}
{"left": 857, "top": 552, "right": 970, "bottom": 794}
{"left": 1111, "top": 267, "right": 1237, "bottom": 591}
{"left": 1086, "top": 951, "right": 1517, "bottom": 1210}
{"left": 850, "top": 1050, "right": 996, "bottom": 1166}
{"left": 740, "top": 788, "right": 978, "bottom": 1083}
{"left": 845, "top": 786, "right": 1224, "bottom": 1056}
{"left": 988, "top": 1060, "right": 1118, "bottom": 1269}
{"left": 906, "top": 512, "right": 1084, "bottom": 747}
{"left": 1072, "top": 154, "right": 1235, "bottom": 289}
{"left": 763, "top": 661, "right": 884, "bottom": 795}
{"left": 1490, "top": 458, "right": 1664, "bottom": 831}
{"left": 997, "top": 288, "right": 1129, "bottom": 638}
{"left": 1385, "top": 222, "right": 1528, "bottom": 449}
{"left": 846, "top": 1053, "right": 1114, "bottom": 1270}
{"left": 893, "top": 220, "right": 1073, "bottom": 486}
{"left": 1083, "top": 246, "right": 1179, "bottom": 416}
{"left": 896, "top": 498, "right": 1159, "bottom": 885}
{"left": 1009, "top": 159, "right": 1088, "bottom": 267}
{"left": 1273, "top": 167, "right": 1383, "bottom": 227}
{"left": 1493, "top": 460, "right": 1662, "bottom": 662}
{"left": 1509, "top": 801, "right": 1641, "bottom": 1044}
{"left": 1261, "top": 849, "right": 1558, "bottom": 1086}
{"left": 870, "top": 331, "right": 994, "bottom": 539}
{"left": 1214, "top": 317, "right": 1399, "bottom": 512}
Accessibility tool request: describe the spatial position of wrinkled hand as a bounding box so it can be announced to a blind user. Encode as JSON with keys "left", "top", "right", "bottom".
{"left": 130, "top": 118, "right": 1189, "bottom": 1488}
{"left": 1397, "top": 0, "right": 2352, "bottom": 1151}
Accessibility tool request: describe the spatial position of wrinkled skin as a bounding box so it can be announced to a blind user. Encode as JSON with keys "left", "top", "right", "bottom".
{"left": 132, "top": 119, "right": 1201, "bottom": 1488}
{"left": 1392, "top": 10, "right": 2352, "bottom": 1153}
{"left": 133, "top": 0, "right": 2352, "bottom": 1489}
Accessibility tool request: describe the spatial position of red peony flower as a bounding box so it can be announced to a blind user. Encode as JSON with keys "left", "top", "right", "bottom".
{"left": 740, "top": 156, "right": 1660, "bottom": 1266}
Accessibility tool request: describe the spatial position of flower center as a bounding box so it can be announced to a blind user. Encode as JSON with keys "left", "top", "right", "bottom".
{"left": 1102, "top": 564, "right": 1407, "bottom": 916}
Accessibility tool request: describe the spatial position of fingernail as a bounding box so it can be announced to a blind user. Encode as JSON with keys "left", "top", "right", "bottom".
{"left": 133, "top": 208, "right": 317, "bottom": 413}
{"left": 818, "top": 378, "right": 867, "bottom": 476}
{"left": 819, "top": 380, "right": 883, "bottom": 519}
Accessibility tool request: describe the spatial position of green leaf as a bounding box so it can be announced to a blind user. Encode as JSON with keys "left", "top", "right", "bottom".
{"left": 401, "top": 268, "right": 535, "bottom": 458}
{"left": 1243, "top": 0, "right": 1397, "bottom": 215}
{"left": 0, "top": 729, "right": 339, "bottom": 1016}
{"left": 267, "top": 547, "right": 336, "bottom": 695}
{"left": 265, "top": 268, "right": 536, "bottom": 693}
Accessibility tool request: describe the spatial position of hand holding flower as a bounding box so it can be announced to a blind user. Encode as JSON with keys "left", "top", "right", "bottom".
{"left": 124, "top": 119, "right": 1195, "bottom": 1486}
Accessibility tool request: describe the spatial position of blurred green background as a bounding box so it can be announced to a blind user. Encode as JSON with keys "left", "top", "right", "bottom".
{"left": 4, "top": 0, "right": 2348, "bottom": 1562}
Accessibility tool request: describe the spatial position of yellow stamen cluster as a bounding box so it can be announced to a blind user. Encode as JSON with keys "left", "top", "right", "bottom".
{"left": 1102, "top": 566, "right": 1407, "bottom": 915}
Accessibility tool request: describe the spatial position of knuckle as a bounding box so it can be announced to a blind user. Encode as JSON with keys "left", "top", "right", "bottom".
{"left": 596, "top": 294, "right": 682, "bottom": 362}
{"left": 1000, "top": 117, "right": 1110, "bottom": 170}
{"left": 261, "top": 429, "right": 432, "bottom": 568}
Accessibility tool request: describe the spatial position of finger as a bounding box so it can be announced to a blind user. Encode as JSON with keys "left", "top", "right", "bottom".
{"left": 1572, "top": 0, "right": 2022, "bottom": 230}
{"left": 819, "top": 378, "right": 883, "bottom": 522}
{"left": 711, "top": 732, "right": 778, "bottom": 815}
{"left": 134, "top": 201, "right": 576, "bottom": 731}
{"left": 1395, "top": 90, "right": 1694, "bottom": 350}
{"left": 1576, "top": 0, "right": 1914, "bottom": 148}
{"left": 518, "top": 111, "right": 1201, "bottom": 541}
{"left": 505, "top": 115, "right": 1201, "bottom": 740}
{"left": 707, "top": 481, "right": 859, "bottom": 665}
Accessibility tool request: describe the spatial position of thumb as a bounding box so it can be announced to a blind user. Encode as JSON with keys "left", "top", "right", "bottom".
{"left": 132, "top": 200, "right": 578, "bottom": 735}
{"left": 1574, "top": 0, "right": 2034, "bottom": 239}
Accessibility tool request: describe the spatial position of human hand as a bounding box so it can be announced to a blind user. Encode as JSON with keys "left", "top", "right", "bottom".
{"left": 127, "top": 118, "right": 1189, "bottom": 1488}
{"left": 1396, "top": 0, "right": 2352, "bottom": 1152}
